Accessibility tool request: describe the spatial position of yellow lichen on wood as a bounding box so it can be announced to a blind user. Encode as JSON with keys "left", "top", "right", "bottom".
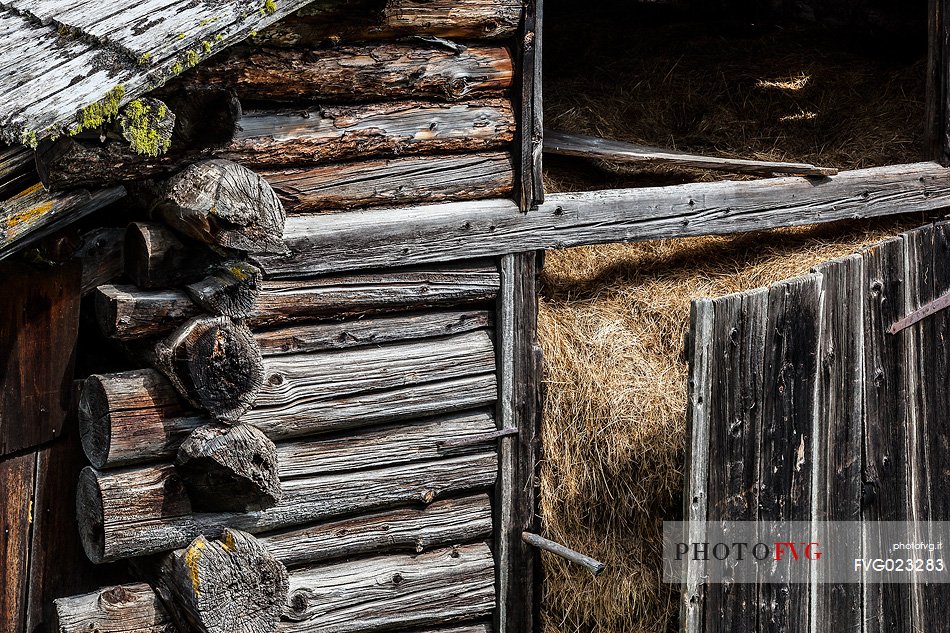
{"left": 222, "top": 530, "right": 237, "bottom": 552}
{"left": 185, "top": 537, "right": 207, "bottom": 597}
{"left": 119, "top": 99, "right": 175, "bottom": 157}
{"left": 71, "top": 85, "right": 126, "bottom": 135}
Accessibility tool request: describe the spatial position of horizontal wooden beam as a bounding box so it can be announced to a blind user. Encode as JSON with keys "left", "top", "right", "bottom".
{"left": 254, "top": 162, "right": 950, "bottom": 277}
{"left": 545, "top": 130, "right": 839, "bottom": 177}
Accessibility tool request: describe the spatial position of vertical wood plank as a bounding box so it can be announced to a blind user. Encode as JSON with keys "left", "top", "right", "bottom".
{"left": 0, "top": 259, "right": 81, "bottom": 455}
{"left": 927, "top": 0, "right": 950, "bottom": 164}
{"left": 861, "top": 236, "right": 911, "bottom": 633}
{"left": 517, "top": 0, "right": 543, "bottom": 211}
{"left": 756, "top": 275, "right": 821, "bottom": 633}
{"left": 496, "top": 252, "right": 541, "bottom": 633}
{"left": 809, "top": 254, "right": 865, "bottom": 633}
{"left": 0, "top": 452, "right": 37, "bottom": 633}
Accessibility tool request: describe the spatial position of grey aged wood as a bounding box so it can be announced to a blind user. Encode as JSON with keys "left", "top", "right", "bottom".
{"left": 81, "top": 370, "right": 497, "bottom": 468}
{"left": 153, "top": 316, "right": 264, "bottom": 422}
{"left": 261, "top": 153, "right": 514, "bottom": 213}
{"left": 260, "top": 495, "right": 493, "bottom": 567}
{"left": 521, "top": 532, "right": 604, "bottom": 576}
{"left": 148, "top": 160, "right": 287, "bottom": 255}
{"left": 545, "top": 130, "right": 839, "bottom": 177}
{"left": 191, "top": 44, "right": 512, "bottom": 102}
{"left": 159, "top": 529, "right": 288, "bottom": 633}
{"left": 184, "top": 261, "right": 262, "bottom": 319}
{"left": 124, "top": 222, "right": 216, "bottom": 290}
{"left": 75, "top": 227, "right": 126, "bottom": 295}
{"left": 927, "top": 0, "right": 950, "bottom": 164}
{"left": 253, "top": 163, "right": 950, "bottom": 277}
{"left": 96, "top": 264, "right": 500, "bottom": 339}
{"left": 223, "top": 100, "right": 515, "bottom": 167}
{"left": 254, "top": 0, "right": 523, "bottom": 47}
{"left": 518, "top": 0, "right": 543, "bottom": 210}
{"left": 77, "top": 452, "right": 498, "bottom": 562}
{"left": 176, "top": 424, "right": 282, "bottom": 512}
{"left": 52, "top": 584, "right": 176, "bottom": 633}
{"left": 280, "top": 543, "right": 495, "bottom": 633}
{"left": 0, "top": 144, "right": 35, "bottom": 201}
{"left": 254, "top": 309, "right": 491, "bottom": 355}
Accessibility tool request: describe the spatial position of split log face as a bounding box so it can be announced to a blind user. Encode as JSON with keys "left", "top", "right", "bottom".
{"left": 282, "top": 543, "right": 495, "bottom": 633}
{"left": 124, "top": 222, "right": 217, "bottom": 290}
{"left": 224, "top": 100, "right": 515, "bottom": 167}
{"left": 176, "top": 424, "right": 281, "bottom": 512}
{"left": 185, "top": 260, "right": 262, "bottom": 319}
{"left": 151, "top": 160, "right": 287, "bottom": 254}
{"left": 52, "top": 583, "right": 177, "bottom": 633}
{"left": 154, "top": 316, "right": 264, "bottom": 423}
{"left": 192, "top": 45, "right": 512, "bottom": 103}
{"left": 261, "top": 152, "right": 514, "bottom": 213}
{"left": 160, "top": 529, "right": 288, "bottom": 633}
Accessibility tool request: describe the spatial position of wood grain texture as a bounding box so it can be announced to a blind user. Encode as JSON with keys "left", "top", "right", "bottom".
{"left": 78, "top": 452, "right": 498, "bottom": 562}
{"left": 0, "top": 453, "right": 35, "bottom": 633}
{"left": 52, "top": 584, "right": 176, "bottom": 633}
{"left": 517, "top": 0, "right": 543, "bottom": 210}
{"left": 191, "top": 44, "right": 512, "bottom": 102}
{"left": 253, "top": 163, "right": 950, "bottom": 277}
{"left": 260, "top": 495, "right": 493, "bottom": 568}
{"left": 262, "top": 153, "right": 513, "bottom": 213}
{"left": 96, "top": 263, "right": 500, "bottom": 340}
{"left": 75, "top": 228, "right": 126, "bottom": 296}
{"left": 0, "top": 259, "right": 81, "bottom": 455}
{"left": 927, "top": 0, "right": 950, "bottom": 164}
{"left": 280, "top": 543, "right": 495, "bottom": 633}
{"left": 223, "top": 100, "right": 515, "bottom": 167}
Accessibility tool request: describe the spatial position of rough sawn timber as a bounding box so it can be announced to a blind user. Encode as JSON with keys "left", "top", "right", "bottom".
{"left": 77, "top": 452, "right": 498, "bottom": 562}
{"left": 224, "top": 100, "right": 514, "bottom": 167}
{"left": 280, "top": 543, "right": 495, "bottom": 633}
{"left": 192, "top": 45, "right": 512, "bottom": 102}
{"left": 261, "top": 152, "right": 514, "bottom": 212}
{"left": 52, "top": 583, "right": 176, "bottom": 633}
{"left": 254, "top": 162, "right": 950, "bottom": 277}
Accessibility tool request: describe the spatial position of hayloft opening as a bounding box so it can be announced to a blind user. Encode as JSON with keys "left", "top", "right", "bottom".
{"left": 542, "top": 0, "right": 929, "bottom": 192}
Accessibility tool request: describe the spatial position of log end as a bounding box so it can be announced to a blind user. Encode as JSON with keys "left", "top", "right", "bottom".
{"left": 184, "top": 260, "right": 262, "bottom": 319}
{"left": 78, "top": 375, "right": 112, "bottom": 469}
{"left": 77, "top": 466, "right": 107, "bottom": 565}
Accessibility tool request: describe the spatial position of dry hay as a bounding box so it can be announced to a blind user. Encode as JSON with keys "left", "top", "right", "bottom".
{"left": 536, "top": 217, "right": 938, "bottom": 633}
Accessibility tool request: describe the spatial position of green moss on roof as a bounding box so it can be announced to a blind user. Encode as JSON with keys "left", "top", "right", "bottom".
{"left": 120, "top": 99, "right": 172, "bottom": 157}
{"left": 71, "top": 85, "right": 126, "bottom": 135}
{"left": 186, "top": 50, "right": 199, "bottom": 67}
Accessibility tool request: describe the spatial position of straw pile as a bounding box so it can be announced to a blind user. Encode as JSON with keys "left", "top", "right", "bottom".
{"left": 537, "top": 5, "right": 929, "bottom": 633}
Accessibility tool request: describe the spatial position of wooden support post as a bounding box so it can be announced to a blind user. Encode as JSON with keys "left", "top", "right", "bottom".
{"left": 517, "top": 0, "right": 543, "bottom": 211}
{"left": 521, "top": 532, "right": 606, "bottom": 576}
{"left": 928, "top": 0, "right": 950, "bottom": 165}
{"left": 495, "top": 252, "right": 542, "bottom": 633}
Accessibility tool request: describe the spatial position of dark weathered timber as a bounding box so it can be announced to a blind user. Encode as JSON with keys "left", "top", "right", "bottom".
{"left": 521, "top": 532, "right": 604, "bottom": 576}
{"left": 156, "top": 88, "right": 244, "bottom": 151}
{"left": 0, "top": 145, "right": 35, "bottom": 201}
{"left": 160, "top": 529, "right": 288, "bottom": 633}
{"left": 96, "top": 263, "right": 500, "bottom": 340}
{"left": 927, "top": 0, "right": 950, "bottom": 164}
{"left": 253, "top": 163, "right": 950, "bottom": 277}
{"left": 0, "top": 184, "right": 125, "bottom": 261}
{"left": 52, "top": 584, "right": 176, "bottom": 633}
{"left": 78, "top": 452, "right": 498, "bottom": 562}
{"left": 0, "top": 259, "right": 81, "bottom": 455}
{"left": 261, "top": 153, "right": 514, "bottom": 213}
{"left": 0, "top": 453, "right": 35, "bottom": 633}
{"left": 544, "top": 130, "right": 838, "bottom": 177}
{"left": 281, "top": 543, "right": 495, "bottom": 633}
{"left": 191, "top": 45, "right": 512, "bottom": 103}
{"left": 496, "top": 252, "right": 541, "bottom": 633}
{"left": 147, "top": 159, "right": 287, "bottom": 254}
{"left": 517, "top": 0, "right": 543, "bottom": 210}
{"left": 176, "top": 424, "right": 281, "bottom": 512}
{"left": 253, "top": 0, "right": 522, "bottom": 47}
{"left": 81, "top": 370, "right": 496, "bottom": 468}
{"left": 861, "top": 236, "right": 911, "bottom": 633}
{"left": 153, "top": 316, "right": 264, "bottom": 422}
{"left": 184, "top": 261, "right": 262, "bottom": 319}
{"left": 260, "top": 495, "right": 493, "bottom": 567}
{"left": 75, "top": 227, "right": 126, "bottom": 295}
{"left": 223, "top": 100, "right": 515, "bottom": 167}
{"left": 124, "top": 222, "right": 218, "bottom": 290}
{"left": 254, "top": 309, "right": 491, "bottom": 355}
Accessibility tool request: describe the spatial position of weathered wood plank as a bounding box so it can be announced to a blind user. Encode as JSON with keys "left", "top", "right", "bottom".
{"left": 260, "top": 495, "right": 493, "bottom": 567}
{"left": 52, "top": 584, "right": 176, "bottom": 633}
{"left": 254, "top": 309, "right": 492, "bottom": 355}
{"left": 545, "top": 130, "right": 838, "bottom": 177}
{"left": 252, "top": 163, "right": 950, "bottom": 277}
{"left": 223, "top": 100, "right": 515, "bottom": 167}
{"left": 0, "top": 453, "right": 36, "bottom": 633}
{"left": 262, "top": 153, "right": 514, "bottom": 213}
{"left": 191, "top": 45, "right": 512, "bottom": 102}
{"left": 78, "top": 452, "right": 498, "bottom": 562}
{"left": 280, "top": 543, "right": 495, "bottom": 633}
{"left": 253, "top": 0, "right": 523, "bottom": 47}
{"left": 0, "top": 259, "right": 81, "bottom": 455}
{"left": 927, "top": 0, "right": 950, "bottom": 164}
{"left": 517, "top": 0, "right": 543, "bottom": 210}
{"left": 96, "top": 263, "right": 500, "bottom": 340}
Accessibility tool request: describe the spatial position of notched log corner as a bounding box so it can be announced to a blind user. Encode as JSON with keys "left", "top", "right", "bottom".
{"left": 160, "top": 529, "right": 288, "bottom": 633}
{"left": 176, "top": 423, "right": 281, "bottom": 512}
{"left": 154, "top": 315, "right": 264, "bottom": 423}
{"left": 185, "top": 260, "right": 262, "bottom": 319}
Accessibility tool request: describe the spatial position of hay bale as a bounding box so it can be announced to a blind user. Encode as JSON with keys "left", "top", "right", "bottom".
{"left": 537, "top": 218, "right": 930, "bottom": 633}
